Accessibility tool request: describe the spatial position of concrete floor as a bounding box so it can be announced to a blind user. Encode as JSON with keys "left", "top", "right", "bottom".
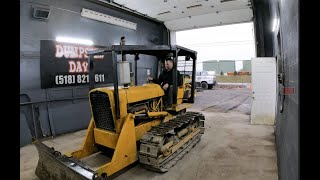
{"left": 20, "top": 88, "right": 278, "bottom": 180}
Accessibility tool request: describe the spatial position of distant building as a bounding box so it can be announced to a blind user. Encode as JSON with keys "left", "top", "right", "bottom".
{"left": 202, "top": 60, "right": 235, "bottom": 74}
{"left": 242, "top": 60, "right": 252, "bottom": 72}
{"left": 202, "top": 60, "right": 251, "bottom": 74}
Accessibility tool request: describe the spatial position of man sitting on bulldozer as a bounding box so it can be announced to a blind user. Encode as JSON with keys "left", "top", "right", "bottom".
{"left": 147, "top": 56, "right": 182, "bottom": 107}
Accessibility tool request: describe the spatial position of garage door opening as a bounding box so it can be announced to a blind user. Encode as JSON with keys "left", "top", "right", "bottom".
{"left": 176, "top": 22, "right": 255, "bottom": 115}
{"left": 174, "top": 22, "right": 278, "bottom": 180}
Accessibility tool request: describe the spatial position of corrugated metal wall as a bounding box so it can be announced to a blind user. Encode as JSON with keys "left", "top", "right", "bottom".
{"left": 252, "top": 0, "right": 299, "bottom": 179}
{"left": 273, "top": 0, "right": 299, "bottom": 180}
{"left": 20, "top": 0, "right": 168, "bottom": 147}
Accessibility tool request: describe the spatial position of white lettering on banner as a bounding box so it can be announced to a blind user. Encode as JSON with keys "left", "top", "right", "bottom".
{"left": 68, "top": 61, "right": 76, "bottom": 73}
{"left": 82, "top": 61, "right": 88, "bottom": 72}
{"left": 84, "top": 48, "right": 89, "bottom": 59}
{"left": 54, "top": 44, "right": 104, "bottom": 59}
{"left": 68, "top": 60, "right": 89, "bottom": 73}
{"left": 63, "top": 45, "right": 71, "bottom": 58}
{"left": 55, "top": 45, "right": 64, "bottom": 58}
{"left": 76, "top": 61, "right": 82, "bottom": 72}
{"left": 79, "top": 47, "right": 85, "bottom": 58}
{"left": 72, "top": 47, "right": 79, "bottom": 58}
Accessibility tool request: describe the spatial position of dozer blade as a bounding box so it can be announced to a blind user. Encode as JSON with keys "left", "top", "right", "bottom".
{"left": 34, "top": 141, "right": 100, "bottom": 180}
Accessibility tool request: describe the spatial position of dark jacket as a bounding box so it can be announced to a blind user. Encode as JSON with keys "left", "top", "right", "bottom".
{"left": 152, "top": 69, "right": 182, "bottom": 87}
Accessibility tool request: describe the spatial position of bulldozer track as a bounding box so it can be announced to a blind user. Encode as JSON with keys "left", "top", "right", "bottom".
{"left": 138, "top": 112, "right": 205, "bottom": 172}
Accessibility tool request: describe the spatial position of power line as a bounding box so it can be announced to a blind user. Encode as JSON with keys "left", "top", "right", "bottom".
{"left": 180, "top": 41, "right": 254, "bottom": 48}
{"left": 182, "top": 42, "right": 255, "bottom": 48}
{"left": 181, "top": 40, "right": 254, "bottom": 46}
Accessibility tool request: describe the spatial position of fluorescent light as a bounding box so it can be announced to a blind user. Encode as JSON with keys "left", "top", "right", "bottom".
{"left": 56, "top": 36, "right": 93, "bottom": 45}
{"left": 272, "top": 18, "right": 279, "bottom": 32}
{"left": 81, "top": 8, "right": 137, "bottom": 31}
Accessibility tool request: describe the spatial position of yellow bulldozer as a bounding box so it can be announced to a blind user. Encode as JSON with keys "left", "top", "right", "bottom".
{"left": 34, "top": 44, "right": 205, "bottom": 179}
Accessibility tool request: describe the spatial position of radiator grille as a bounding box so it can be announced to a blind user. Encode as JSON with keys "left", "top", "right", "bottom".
{"left": 90, "top": 91, "right": 115, "bottom": 132}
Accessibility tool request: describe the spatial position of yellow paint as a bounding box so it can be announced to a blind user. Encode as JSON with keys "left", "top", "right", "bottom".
{"left": 90, "top": 84, "right": 164, "bottom": 133}
{"left": 134, "top": 109, "right": 146, "bottom": 115}
{"left": 150, "top": 98, "right": 163, "bottom": 112}
{"left": 166, "top": 103, "right": 192, "bottom": 112}
{"left": 177, "top": 128, "right": 189, "bottom": 138}
{"left": 175, "top": 103, "right": 192, "bottom": 111}
{"left": 115, "top": 84, "right": 164, "bottom": 103}
{"left": 94, "top": 128, "right": 119, "bottom": 149}
{"left": 70, "top": 80, "right": 195, "bottom": 176}
{"left": 96, "top": 114, "right": 137, "bottom": 176}
{"left": 70, "top": 117, "right": 161, "bottom": 158}
{"left": 159, "top": 128, "right": 200, "bottom": 161}
{"left": 177, "top": 86, "right": 184, "bottom": 105}
{"left": 171, "top": 129, "right": 200, "bottom": 152}
{"left": 135, "top": 120, "right": 161, "bottom": 140}
{"left": 163, "top": 113, "right": 174, "bottom": 123}
{"left": 160, "top": 141, "right": 174, "bottom": 153}
{"left": 88, "top": 89, "right": 118, "bottom": 132}
{"left": 89, "top": 82, "right": 191, "bottom": 131}
{"left": 147, "top": 111, "right": 168, "bottom": 117}
{"left": 88, "top": 88, "right": 125, "bottom": 133}
{"left": 68, "top": 115, "right": 161, "bottom": 175}
{"left": 68, "top": 118, "right": 98, "bottom": 159}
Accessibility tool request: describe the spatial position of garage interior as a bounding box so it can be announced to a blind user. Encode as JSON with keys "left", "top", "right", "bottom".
{"left": 20, "top": 0, "right": 299, "bottom": 180}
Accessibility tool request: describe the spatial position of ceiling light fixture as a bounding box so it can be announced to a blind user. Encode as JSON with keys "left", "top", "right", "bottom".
{"left": 56, "top": 36, "right": 94, "bottom": 45}
{"left": 81, "top": 8, "right": 137, "bottom": 31}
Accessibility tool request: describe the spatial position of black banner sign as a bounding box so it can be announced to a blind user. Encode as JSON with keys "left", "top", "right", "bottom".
{"left": 40, "top": 40, "right": 113, "bottom": 89}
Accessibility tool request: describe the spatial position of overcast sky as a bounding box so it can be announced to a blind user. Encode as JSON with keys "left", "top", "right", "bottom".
{"left": 176, "top": 22, "right": 256, "bottom": 71}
